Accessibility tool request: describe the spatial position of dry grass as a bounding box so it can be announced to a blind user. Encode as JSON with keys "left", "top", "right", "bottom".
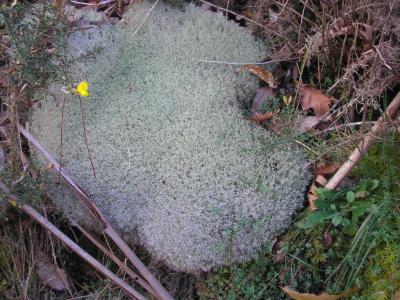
{"left": 244, "top": 0, "right": 399, "bottom": 114}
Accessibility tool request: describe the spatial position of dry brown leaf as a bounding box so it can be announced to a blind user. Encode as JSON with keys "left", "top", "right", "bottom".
{"left": 308, "top": 182, "right": 319, "bottom": 211}
{"left": 282, "top": 286, "right": 341, "bottom": 300}
{"left": 247, "top": 112, "right": 274, "bottom": 123}
{"left": 36, "top": 251, "right": 69, "bottom": 291}
{"left": 307, "top": 175, "right": 327, "bottom": 211}
{"left": 313, "top": 163, "right": 340, "bottom": 176}
{"left": 251, "top": 87, "right": 275, "bottom": 113}
{"left": 241, "top": 65, "right": 276, "bottom": 87}
{"left": 54, "top": 0, "right": 64, "bottom": 12}
{"left": 359, "top": 23, "right": 374, "bottom": 48}
{"left": 324, "top": 230, "right": 332, "bottom": 247}
{"left": 282, "top": 286, "right": 353, "bottom": 300}
{"left": 274, "top": 248, "right": 286, "bottom": 263}
{"left": 299, "top": 116, "right": 321, "bottom": 132}
{"left": 298, "top": 84, "right": 332, "bottom": 117}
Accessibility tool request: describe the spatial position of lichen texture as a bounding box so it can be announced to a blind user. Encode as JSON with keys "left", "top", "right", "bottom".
{"left": 31, "top": 2, "right": 310, "bottom": 272}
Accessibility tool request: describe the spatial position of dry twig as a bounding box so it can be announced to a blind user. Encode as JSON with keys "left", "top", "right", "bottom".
{"left": 325, "top": 91, "right": 400, "bottom": 189}
{"left": 17, "top": 125, "right": 174, "bottom": 300}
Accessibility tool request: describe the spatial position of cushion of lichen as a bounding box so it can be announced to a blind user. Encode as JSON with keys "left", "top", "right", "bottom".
{"left": 31, "top": 2, "right": 310, "bottom": 272}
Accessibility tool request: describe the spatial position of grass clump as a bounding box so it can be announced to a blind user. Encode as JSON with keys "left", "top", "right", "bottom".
{"left": 199, "top": 133, "right": 400, "bottom": 299}
{"left": 31, "top": 2, "right": 310, "bottom": 272}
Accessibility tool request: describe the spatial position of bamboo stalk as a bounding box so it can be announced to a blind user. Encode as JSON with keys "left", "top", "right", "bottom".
{"left": 20, "top": 204, "right": 147, "bottom": 300}
{"left": 18, "top": 124, "right": 174, "bottom": 300}
{"left": 325, "top": 91, "right": 400, "bottom": 190}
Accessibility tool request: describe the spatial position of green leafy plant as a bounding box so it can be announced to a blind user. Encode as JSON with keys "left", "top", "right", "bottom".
{"left": 297, "top": 179, "right": 379, "bottom": 235}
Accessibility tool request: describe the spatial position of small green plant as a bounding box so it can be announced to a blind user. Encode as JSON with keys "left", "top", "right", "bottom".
{"left": 297, "top": 179, "right": 379, "bottom": 235}
{"left": 1, "top": 2, "right": 68, "bottom": 86}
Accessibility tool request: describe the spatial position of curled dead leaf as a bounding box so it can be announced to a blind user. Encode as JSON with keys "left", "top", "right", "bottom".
{"left": 274, "top": 248, "right": 286, "bottom": 263}
{"left": 312, "top": 163, "right": 340, "bottom": 176}
{"left": 298, "top": 84, "right": 332, "bottom": 117}
{"left": 307, "top": 175, "right": 327, "bottom": 211}
{"left": 251, "top": 87, "right": 275, "bottom": 113}
{"left": 299, "top": 116, "right": 321, "bottom": 132}
{"left": 240, "top": 65, "right": 276, "bottom": 87}
{"left": 308, "top": 182, "right": 319, "bottom": 211}
{"left": 324, "top": 230, "right": 332, "bottom": 247}
{"left": 247, "top": 111, "right": 274, "bottom": 123}
{"left": 358, "top": 23, "right": 374, "bottom": 48}
{"left": 36, "top": 251, "right": 69, "bottom": 291}
{"left": 282, "top": 286, "right": 355, "bottom": 300}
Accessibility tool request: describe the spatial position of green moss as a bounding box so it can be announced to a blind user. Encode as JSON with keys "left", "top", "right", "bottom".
{"left": 199, "top": 133, "right": 400, "bottom": 298}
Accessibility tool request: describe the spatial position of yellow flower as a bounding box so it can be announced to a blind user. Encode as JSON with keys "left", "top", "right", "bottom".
{"left": 74, "top": 81, "right": 90, "bottom": 97}
{"left": 8, "top": 199, "right": 17, "bottom": 207}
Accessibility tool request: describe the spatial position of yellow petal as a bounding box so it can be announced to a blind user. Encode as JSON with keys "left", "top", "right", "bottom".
{"left": 76, "top": 81, "right": 89, "bottom": 97}
{"left": 77, "top": 81, "right": 88, "bottom": 91}
{"left": 80, "top": 90, "right": 89, "bottom": 97}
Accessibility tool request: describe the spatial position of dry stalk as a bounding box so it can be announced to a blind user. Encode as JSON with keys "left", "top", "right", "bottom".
{"left": 73, "top": 222, "right": 158, "bottom": 298}
{"left": 325, "top": 91, "right": 400, "bottom": 189}
{"left": 17, "top": 125, "right": 174, "bottom": 300}
{"left": 21, "top": 204, "right": 147, "bottom": 300}
{"left": 78, "top": 95, "right": 96, "bottom": 177}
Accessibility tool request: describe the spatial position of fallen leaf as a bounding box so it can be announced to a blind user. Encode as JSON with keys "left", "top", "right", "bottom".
{"left": 54, "top": 0, "right": 64, "bottom": 12}
{"left": 307, "top": 175, "right": 327, "bottom": 211}
{"left": 36, "top": 251, "right": 69, "bottom": 291}
{"left": 46, "top": 162, "right": 54, "bottom": 170}
{"left": 251, "top": 87, "right": 275, "bottom": 113}
{"left": 324, "top": 230, "right": 332, "bottom": 247}
{"left": 307, "top": 182, "right": 319, "bottom": 211}
{"left": 274, "top": 248, "right": 286, "bottom": 263}
{"left": 312, "top": 163, "right": 340, "bottom": 176}
{"left": 359, "top": 23, "right": 374, "bottom": 48}
{"left": 240, "top": 65, "right": 276, "bottom": 87}
{"left": 247, "top": 111, "right": 274, "bottom": 123}
{"left": 298, "top": 84, "right": 332, "bottom": 116}
{"left": 268, "top": 8, "right": 279, "bottom": 22}
{"left": 299, "top": 116, "right": 321, "bottom": 132}
{"left": 282, "top": 286, "right": 354, "bottom": 300}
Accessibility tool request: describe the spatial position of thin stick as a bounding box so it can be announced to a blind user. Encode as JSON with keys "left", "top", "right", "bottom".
{"left": 59, "top": 97, "right": 65, "bottom": 181}
{"left": 131, "top": 0, "right": 160, "bottom": 37}
{"left": 321, "top": 121, "right": 375, "bottom": 133}
{"left": 73, "top": 223, "right": 158, "bottom": 298}
{"left": 373, "top": 45, "right": 392, "bottom": 71}
{"left": 196, "top": 57, "right": 299, "bottom": 66}
{"left": 21, "top": 204, "right": 147, "bottom": 300}
{"left": 78, "top": 96, "right": 96, "bottom": 177}
{"left": 199, "top": 0, "right": 291, "bottom": 43}
{"left": 17, "top": 125, "right": 174, "bottom": 300}
{"left": 325, "top": 91, "right": 400, "bottom": 189}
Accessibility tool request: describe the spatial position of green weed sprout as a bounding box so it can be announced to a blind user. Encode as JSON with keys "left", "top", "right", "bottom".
{"left": 297, "top": 179, "right": 379, "bottom": 235}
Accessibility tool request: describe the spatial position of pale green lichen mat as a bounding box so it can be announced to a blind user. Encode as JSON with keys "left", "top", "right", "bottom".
{"left": 31, "top": 2, "right": 310, "bottom": 272}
